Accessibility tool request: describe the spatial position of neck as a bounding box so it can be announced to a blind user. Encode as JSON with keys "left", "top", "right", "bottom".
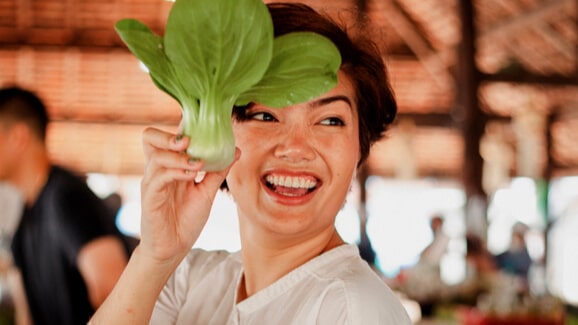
{"left": 237, "top": 228, "right": 343, "bottom": 302}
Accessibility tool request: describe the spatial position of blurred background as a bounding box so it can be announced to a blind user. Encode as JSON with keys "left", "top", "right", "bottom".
{"left": 1, "top": 0, "right": 577, "bottom": 323}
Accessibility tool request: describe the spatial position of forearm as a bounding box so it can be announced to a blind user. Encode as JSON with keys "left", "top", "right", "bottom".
{"left": 88, "top": 245, "right": 182, "bottom": 325}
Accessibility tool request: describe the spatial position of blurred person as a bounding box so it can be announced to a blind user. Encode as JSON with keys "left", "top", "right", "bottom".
{"left": 419, "top": 214, "right": 449, "bottom": 267}
{"left": 0, "top": 86, "right": 129, "bottom": 325}
{"left": 399, "top": 215, "right": 450, "bottom": 316}
{"left": 89, "top": 2, "right": 411, "bottom": 324}
{"left": 494, "top": 222, "right": 532, "bottom": 281}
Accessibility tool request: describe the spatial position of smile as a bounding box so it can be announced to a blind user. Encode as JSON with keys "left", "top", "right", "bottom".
{"left": 264, "top": 174, "right": 318, "bottom": 197}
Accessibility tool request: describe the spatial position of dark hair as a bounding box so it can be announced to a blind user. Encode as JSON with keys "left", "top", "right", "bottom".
{"left": 0, "top": 86, "right": 49, "bottom": 142}
{"left": 233, "top": 2, "right": 397, "bottom": 164}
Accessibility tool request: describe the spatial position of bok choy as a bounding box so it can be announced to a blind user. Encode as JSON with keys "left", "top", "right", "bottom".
{"left": 115, "top": 0, "right": 341, "bottom": 171}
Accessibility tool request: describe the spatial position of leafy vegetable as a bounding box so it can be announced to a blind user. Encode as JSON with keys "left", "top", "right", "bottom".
{"left": 115, "top": 0, "right": 341, "bottom": 171}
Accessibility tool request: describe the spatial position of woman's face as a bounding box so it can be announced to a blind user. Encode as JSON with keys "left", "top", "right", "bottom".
{"left": 227, "top": 71, "right": 360, "bottom": 240}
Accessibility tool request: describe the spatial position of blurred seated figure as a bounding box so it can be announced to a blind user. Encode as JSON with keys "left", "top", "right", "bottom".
{"left": 398, "top": 215, "right": 451, "bottom": 316}
{"left": 494, "top": 222, "right": 532, "bottom": 281}
{"left": 419, "top": 214, "right": 449, "bottom": 267}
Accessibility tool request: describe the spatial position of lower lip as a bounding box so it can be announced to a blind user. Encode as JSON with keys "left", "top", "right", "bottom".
{"left": 262, "top": 182, "right": 317, "bottom": 206}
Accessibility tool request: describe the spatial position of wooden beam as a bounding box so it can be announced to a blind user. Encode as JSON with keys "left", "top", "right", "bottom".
{"left": 377, "top": 0, "right": 454, "bottom": 89}
{"left": 480, "top": 71, "right": 578, "bottom": 86}
{"left": 0, "top": 27, "right": 124, "bottom": 48}
{"left": 533, "top": 22, "right": 576, "bottom": 61}
{"left": 396, "top": 113, "right": 456, "bottom": 128}
{"left": 480, "top": 0, "right": 574, "bottom": 39}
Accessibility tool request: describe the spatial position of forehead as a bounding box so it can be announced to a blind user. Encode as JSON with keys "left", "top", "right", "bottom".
{"left": 319, "top": 70, "right": 358, "bottom": 115}
{"left": 334, "top": 70, "right": 356, "bottom": 99}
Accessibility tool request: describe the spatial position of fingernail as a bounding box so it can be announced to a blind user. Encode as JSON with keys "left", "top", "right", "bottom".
{"left": 175, "top": 134, "right": 183, "bottom": 143}
{"left": 184, "top": 169, "right": 191, "bottom": 175}
{"left": 188, "top": 158, "right": 200, "bottom": 165}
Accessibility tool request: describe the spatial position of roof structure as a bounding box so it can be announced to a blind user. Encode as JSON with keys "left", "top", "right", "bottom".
{"left": 0, "top": 0, "right": 576, "bottom": 194}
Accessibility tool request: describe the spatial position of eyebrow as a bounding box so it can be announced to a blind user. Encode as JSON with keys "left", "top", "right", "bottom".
{"left": 309, "top": 95, "right": 353, "bottom": 109}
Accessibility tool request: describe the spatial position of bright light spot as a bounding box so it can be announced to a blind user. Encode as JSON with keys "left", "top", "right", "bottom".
{"left": 193, "top": 191, "right": 241, "bottom": 252}
{"left": 117, "top": 200, "right": 141, "bottom": 237}
{"left": 561, "top": 237, "right": 578, "bottom": 304}
{"left": 549, "top": 176, "right": 578, "bottom": 221}
{"left": 440, "top": 252, "right": 466, "bottom": 285}
{"left": 547, "top": 189, "right": 578, "bottom": 305}
{"left": 335, "top": 182, "right": 361, "bottom": 244}
{"left": 138, "top": 61, "right": 150, "bottom": 73}
{"left": 86, "top": 173, "right": 120, "bottom": 198}
{"left": 487, "top": 177, "right": 543, "bottom": 255}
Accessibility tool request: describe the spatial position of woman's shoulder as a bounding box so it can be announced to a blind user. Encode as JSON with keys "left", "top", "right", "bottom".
{"left": 310, "top": 245, "right": 412, "bottom": 323}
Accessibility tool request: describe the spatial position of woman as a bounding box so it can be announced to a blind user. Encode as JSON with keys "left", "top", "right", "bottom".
{"left": 90, "top": 3, "right": 411, "bottom": 324}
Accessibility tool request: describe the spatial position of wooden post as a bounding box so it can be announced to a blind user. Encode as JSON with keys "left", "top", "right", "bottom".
{"left": 354, "top": 0, "right": 376, "bottom": 265}
{"left": 457, "top": 0, "right": 488, "bottom": 238}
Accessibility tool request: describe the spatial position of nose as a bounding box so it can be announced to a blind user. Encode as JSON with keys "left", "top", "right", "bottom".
{"left": 273, "top": 128, "right": 316, "bottom": 162}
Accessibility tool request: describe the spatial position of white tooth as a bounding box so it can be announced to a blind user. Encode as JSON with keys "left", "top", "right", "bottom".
{"left": 266, "top": 174, "right": 317, "bottom": 189}
{"left": 291, "top": 177, "right": 299, "bottom": 188}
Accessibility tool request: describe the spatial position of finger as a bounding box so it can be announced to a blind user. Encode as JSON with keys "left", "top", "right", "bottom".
{"left": 142, "top": 156, "right": 204, "bottom": 198}
{"left": 147, "top": 148, "right": 203, "bottom": 172}
{"left": 142, "top": 167, "right": 197, "bottom": 194}
{"left": 143, "top": 127, "right": 189, "bottom": 162}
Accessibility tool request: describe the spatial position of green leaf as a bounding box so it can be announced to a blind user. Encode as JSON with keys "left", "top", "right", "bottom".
{"left": 236, "top": 32, "right": 341, "bottom": 108}
{"left": 164, "top": 0, "right": 273, "bottom": 97}
{"left": 114, "top": 19, "right": 187, "bottom": 102}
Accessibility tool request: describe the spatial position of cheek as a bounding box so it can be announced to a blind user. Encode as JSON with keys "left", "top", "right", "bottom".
{"left": 232, "top": 122, "right": 252, "bottom": 150}
{"left": 227, "top": 128, "right": 255, "bottom": 189}
{"left": 324, "top": 129, "right": 360, "bottom": 165}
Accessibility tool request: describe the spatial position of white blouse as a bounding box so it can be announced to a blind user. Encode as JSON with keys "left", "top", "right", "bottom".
{"left": 150, "top": 244, "right": 411, "bottom": 324}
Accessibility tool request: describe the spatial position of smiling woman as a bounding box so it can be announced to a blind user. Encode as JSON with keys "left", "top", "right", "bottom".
{"left": 89, "top": 2, "right": 410, "bottom": 324}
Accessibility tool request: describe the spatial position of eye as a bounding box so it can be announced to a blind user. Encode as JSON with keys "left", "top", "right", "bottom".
{"left": 319, "top": 117, "right": 345, "bottom": 126}
{"left": 249, "top": 112, "right": 277, "bottom": 122}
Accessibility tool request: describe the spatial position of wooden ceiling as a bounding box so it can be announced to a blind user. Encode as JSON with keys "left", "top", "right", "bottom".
{"left": 0, "top": 0, "right": 577, "bottom": 187}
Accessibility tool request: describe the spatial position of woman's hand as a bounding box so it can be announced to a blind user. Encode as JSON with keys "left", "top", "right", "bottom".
{"left": 138, "top": 127, "right": 238, "bottom": 266}
{"left": 89, "top": 127, "right": 239, "bottom": 325}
